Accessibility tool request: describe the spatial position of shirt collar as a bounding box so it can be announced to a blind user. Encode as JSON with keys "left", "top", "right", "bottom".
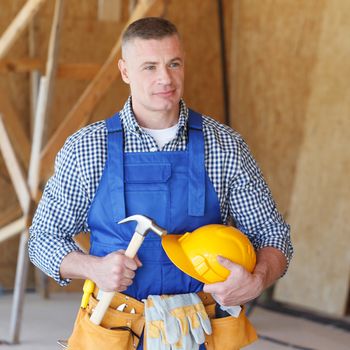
{"left": 119, "top": 96, "right": 189, "bottom": 137}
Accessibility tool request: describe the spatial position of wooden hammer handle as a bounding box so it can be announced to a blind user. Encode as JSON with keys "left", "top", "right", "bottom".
{"left": 89, "top": 233, "right": 145, "bottom": 325}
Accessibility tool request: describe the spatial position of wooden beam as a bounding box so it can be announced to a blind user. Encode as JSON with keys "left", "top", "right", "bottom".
{"left": 28, "top": 77, "right": 48, "bottom": 197}
{"left": 0, "top": 57, "right": 42, "bottom": 73}
{"left": 129, "top": 0, "right": 137, "bottom": 15}
{"left": 0, "top": 59, "right": 101, "bottom": 80}
{"left": 98, "top": 0, "right": 122, "bottom": 22}
{"left": 9, "top": 230, "right": 30, "bottom": 344}
{"left": 57, "top": 63, "right": 100, "bottom": 80}
{"left": 0, "top": 0, "right": 47, "bottom": 59}
{"left": 0, "top": 217, "right": 26, "bottom": 244}
{"left": 40, "top": 0, "right": 164, "bottom": 171}
{"left": 74, "top": 232, "right": 91, "bottom": 254}
{"left": 0, "top": 115, "right": 30, "bottom": 214}
{"left": 0, "top": 205, "right": 22, "bottom": 228}
{"left": 0, "top": 88, "right": 31, "bottom": 171}
{"left": 42, "top": 0, "right": 64, "bottom": 107}
{"left": 28, "top": 0, "right": 64, "bottom": 197}
{"left": 29, "top": 16, "right": 40, "bottom": 136}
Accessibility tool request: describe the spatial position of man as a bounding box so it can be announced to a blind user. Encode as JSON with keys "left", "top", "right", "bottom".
{"left": 29, "top": 17, "right": 292, "bottom": 349}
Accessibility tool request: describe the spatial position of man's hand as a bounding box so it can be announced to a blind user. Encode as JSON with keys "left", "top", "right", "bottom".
{"left": 203, "top": 247, "right": 287, "bottom": 306}
{"left": 91, "top": 250, "right": 142, "bottom": 292}
{"left": 203, "top": 256, "right": 263, "bottom": 306}
{"left": 60, "top": 250, "right": 142, "bottom": 292}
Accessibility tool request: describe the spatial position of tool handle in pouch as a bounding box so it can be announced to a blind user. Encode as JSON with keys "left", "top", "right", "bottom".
{"left": 90, "top": 232, "right": 145, "bottom": 325}
{"left": 81, "top": 279, "right": 95, "bottom": 308}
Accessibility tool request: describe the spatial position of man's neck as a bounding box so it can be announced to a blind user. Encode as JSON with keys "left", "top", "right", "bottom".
{"left": 132, "top": 104, "right": 180, "bottom": 130}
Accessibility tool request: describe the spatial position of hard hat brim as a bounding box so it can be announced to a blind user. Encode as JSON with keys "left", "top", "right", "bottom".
{"left": 161, "top": 234, "right": 208, "bottom": 284}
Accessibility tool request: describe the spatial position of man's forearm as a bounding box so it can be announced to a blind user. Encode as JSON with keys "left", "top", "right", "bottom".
{"left": 60, "top": 251, "right": 98, "bottom": 281}
{"left": 253, "top": 246, "right": 287, "bottom": 291}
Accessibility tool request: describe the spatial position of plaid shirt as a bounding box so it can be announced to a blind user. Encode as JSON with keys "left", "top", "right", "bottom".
{"left": 29, "top": 98, "right": 293, "bottom": 285}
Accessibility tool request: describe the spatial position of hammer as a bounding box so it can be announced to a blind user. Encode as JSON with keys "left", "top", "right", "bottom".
{"left": 89, "top": 214, "right": 167, "bottom": 325}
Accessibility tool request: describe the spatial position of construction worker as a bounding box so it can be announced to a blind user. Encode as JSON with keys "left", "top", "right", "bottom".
{"left": 29, "top": 17, "right": 293, "bottom": 349}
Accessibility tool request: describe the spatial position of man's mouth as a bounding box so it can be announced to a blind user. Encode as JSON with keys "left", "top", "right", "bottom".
{"left": 153, "top": 90, "right": 175, "bottom": 97}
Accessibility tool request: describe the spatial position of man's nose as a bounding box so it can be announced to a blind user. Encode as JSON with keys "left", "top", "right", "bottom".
{"left": 158, "top": 67, "right": 172, "bottom": 84}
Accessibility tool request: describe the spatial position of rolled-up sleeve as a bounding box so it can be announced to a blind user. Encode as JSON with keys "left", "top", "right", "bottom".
{"left": 228, "top": 138, "right": 293, "bottom": 268}
{"left": 29, "top": 137, "right": 89, "bottom": 286}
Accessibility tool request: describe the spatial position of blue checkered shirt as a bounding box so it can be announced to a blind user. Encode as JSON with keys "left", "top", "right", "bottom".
{"left": 29, "top": 98, "right": 293, "bottom": 285}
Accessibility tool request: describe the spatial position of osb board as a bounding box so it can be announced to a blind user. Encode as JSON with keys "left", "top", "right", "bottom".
{"left": 229, "top": 0, "right": 325, "bottom": 214}
{"left": 166, "top": 0, "right": 226, "bottom": 122}
{"left": 274, "top": 0, "right": 350, "bottom": 316}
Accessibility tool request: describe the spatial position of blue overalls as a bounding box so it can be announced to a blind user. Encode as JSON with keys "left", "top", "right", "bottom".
{"left": 87, "top": 110, "right": 222, "bottom": 349}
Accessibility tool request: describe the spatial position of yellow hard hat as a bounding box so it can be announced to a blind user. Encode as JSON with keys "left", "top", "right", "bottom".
{"left": 162, "top": 224, "right": 256, "bottom": 284}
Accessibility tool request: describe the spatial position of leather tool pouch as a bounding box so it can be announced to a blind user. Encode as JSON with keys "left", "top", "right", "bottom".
{"left": 67, "top": 293, "right": 145, "bottom": 350}
{"left": 199, "top": 293, "right": 258, "bottom": 350}
{"left": 67, "top": 291, "right": 257, "bottom": 350}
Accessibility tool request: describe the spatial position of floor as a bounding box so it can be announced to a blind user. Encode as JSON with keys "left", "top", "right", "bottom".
{"left": 0, "top": 292, "right": 349, "bottom": 350}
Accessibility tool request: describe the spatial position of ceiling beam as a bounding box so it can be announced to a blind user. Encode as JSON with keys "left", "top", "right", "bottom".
{"left": 0, "top": 59, "right": 101, "bottom": 80}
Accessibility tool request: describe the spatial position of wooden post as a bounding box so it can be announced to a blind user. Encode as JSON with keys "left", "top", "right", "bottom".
{"left": 98, "top": 0, "right": 122, "bottom": 22}
{"left": 8, "top": 231, "right": 30, "bottom": 344}
{"left": 29, "top": 17, "right": 40, "bottom": 136}
{"left": 40, "top": 0, "right": 65, "bottom": 141}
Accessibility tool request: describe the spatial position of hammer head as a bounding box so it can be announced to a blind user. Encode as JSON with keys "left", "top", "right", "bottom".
{"left": 118, "top": 215, "right": 167, "bottom": 237}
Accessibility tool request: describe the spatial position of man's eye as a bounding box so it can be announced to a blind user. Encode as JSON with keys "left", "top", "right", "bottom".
{"left": 144, "top": 65, "right": 156, "bottom": 70}
{"left": 169, "top": 62, "right": 180, "bottom": 68}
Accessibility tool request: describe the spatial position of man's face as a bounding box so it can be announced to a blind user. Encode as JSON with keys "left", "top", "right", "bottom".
{"left": 118, "top": 35, "right": 184, "bottom": 117}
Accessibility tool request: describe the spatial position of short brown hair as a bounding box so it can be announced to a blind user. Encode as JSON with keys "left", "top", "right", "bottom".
{"left": 122, "top": 17, "right": 179, "bottom": 46}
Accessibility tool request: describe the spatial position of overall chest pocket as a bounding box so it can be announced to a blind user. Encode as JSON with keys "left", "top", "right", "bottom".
{"left": 124, "top": 163, "right": 171, "bottom": 231}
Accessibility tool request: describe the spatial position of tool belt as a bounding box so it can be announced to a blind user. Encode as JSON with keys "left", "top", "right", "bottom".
{"left": 67, "top": 288, "right": 258, "bottom": 350}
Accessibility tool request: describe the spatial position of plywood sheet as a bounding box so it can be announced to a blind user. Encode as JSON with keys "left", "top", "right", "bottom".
{"left": 230, "top": 0, "right": 325, "bottom": 213}
{"left": 274, "top": 0, "right": 350, "bottom": 316}
{"left": 167, "top": 0, "right": 226, "bottom": 123}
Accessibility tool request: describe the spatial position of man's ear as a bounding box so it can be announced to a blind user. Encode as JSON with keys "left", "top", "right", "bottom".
{"left": 118, "top": 59, "right": 130, "bottom": 84}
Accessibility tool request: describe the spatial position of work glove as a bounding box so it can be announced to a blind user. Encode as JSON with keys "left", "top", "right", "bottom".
{"left": 212, "top": 294, "right": 242, "bottom": 318}
{"left": 146, "top": 293, "right": 212, "bottom": 350}
{"left": 144, "top": 299, "right": 171, "bottom": 350}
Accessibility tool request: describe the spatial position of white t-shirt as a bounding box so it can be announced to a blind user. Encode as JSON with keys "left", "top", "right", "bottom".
{"left": 142, "top": 124, "right": 178, "bottom": 149}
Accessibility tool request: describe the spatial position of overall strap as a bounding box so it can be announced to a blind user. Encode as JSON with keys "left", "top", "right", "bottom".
{"left": 187, "top": 109, "right": 205, "bottom": 217}
{"left": 106, "top": 114, "right": 126, "bottom": 221}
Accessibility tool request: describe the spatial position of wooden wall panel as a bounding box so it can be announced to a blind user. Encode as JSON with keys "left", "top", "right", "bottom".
{"left": 230, "top": 0, "right": 325, "bottom": 213}
{"left": 274, "top": 0, "right": 350, "bottom": 316}
{"left": 167, "top": 0, "right": 226, "bottom": 123}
